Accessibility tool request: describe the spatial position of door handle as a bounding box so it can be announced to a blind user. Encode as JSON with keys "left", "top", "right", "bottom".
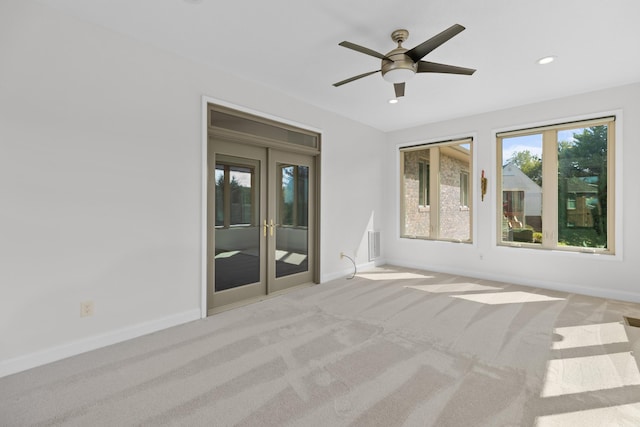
{"left": 269, "top": 219, "right": 282, "bottom": 236}
{"left": 263, "top": 219, "right": 268, "bottom": 237}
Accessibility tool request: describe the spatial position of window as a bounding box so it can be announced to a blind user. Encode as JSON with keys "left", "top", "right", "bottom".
{"left": 400, "top": 138, "right": 473, "bottom": 242}
{"left": 497, "top": 116, "right": 615, "bottom": 253}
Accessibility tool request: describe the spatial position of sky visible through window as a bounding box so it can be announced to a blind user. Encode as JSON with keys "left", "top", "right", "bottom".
{"left": 502, "top": 134, "right": 542, "bottom": 165}
{"left": 502, "top": 130, "right": 579, "bottom": 165}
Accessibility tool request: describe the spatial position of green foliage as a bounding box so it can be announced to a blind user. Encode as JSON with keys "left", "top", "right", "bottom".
{"left": 557, "top": 228, "right": 607, "bottom": 248}
{"left": 558, "top": 126, "right": 607, "bottom": 178}
{"left": 217, "top": 173, "right": 242, "bottom": 190}
{"left": 509, "top": 150, "right": 542, "bottom": 186}
{"left": 558, "top": 125, "right": 608, "bottom": 241}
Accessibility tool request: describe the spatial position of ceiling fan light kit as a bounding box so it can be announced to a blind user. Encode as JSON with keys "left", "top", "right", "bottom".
{"left": 381, "top": 56, "right": 416, "bottom": 83}
{"left": 382, "top": 67, "right": 415, "bottom": 84}
{"left": 334, "top": 24, "right": 476, "bottom": 98}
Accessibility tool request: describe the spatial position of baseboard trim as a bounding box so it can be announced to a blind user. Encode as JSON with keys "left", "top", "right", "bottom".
{"left": 0, "top": 308, "right": 201, "bottom": 378}
{"left": 321, "top": 258, "right": 386, "bottom": 283}
{"left": 385, "top": 259, "right": 640, "bottom": 304}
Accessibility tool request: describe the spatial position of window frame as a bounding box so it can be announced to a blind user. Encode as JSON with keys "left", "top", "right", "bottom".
{"left": 496, "top": 116, "right": 616, "bottom": 255}
{"left": 400, "top": 137, "right": 474, "bottom": 243}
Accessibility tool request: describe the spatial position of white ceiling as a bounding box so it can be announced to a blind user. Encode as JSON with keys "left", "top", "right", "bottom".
{"left": 36, "top": 0, "right": 640, "bottom": 132}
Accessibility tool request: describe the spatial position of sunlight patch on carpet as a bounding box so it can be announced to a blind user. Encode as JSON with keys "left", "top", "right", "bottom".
{"left": 282, "top": 252, "right": 306, "bottom": 266}
{"left": 541, "top": 352, "right": 640, "bottom": 397}
{"left": 406, "top": 283, "right": 502, "bottom": 293}
{"left": 534, "top": 402, "right": 640, "bottom": 426}
{"left": 357, "top": 272, "right": 434, "bottom": 281}
{"left": 452, "top": 291, "right": 564, "bottom": 305}
{"left": 275, "top": 250, "right": 307, "bottom": 265}
{"left": 552, "top": 322, "right": 628, "bottom": 350}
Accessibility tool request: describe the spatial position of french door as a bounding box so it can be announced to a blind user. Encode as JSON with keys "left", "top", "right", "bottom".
{"left": 207, "top": 139, "right": 315, "bottom": 311}
{"left": 269, "top": 150, "right": 314, "bottom": 292}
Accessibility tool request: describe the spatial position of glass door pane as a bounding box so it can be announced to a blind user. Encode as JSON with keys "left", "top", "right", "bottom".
{"left": 214, "top": 161, "right": 261, "bottom": 291}
{"left": 276, "top": 164, "right": 309, "bottom": 278}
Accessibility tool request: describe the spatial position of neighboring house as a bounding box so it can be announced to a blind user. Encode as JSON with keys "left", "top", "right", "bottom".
{"left": 403, "top": 145, "right": 470, "bottom": 241}
{"left": 564, "top": 177, "right": 599, "bottom": 228}
{"left": 502, "top": 162, "right": 542, "bottom": 232}
{"left": 502, "top": 163, "right": 600, "bottom": 233}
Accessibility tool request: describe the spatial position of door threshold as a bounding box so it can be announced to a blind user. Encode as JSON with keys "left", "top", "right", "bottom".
{"left": 207, "top": 282, "right": 314, "bottom": 316}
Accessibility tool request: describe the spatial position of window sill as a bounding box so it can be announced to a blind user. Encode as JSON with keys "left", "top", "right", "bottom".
{"left": 497, "top": 242, "right": 614, "bottom": 257}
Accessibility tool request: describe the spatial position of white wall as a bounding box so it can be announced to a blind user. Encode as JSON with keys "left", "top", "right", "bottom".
{"left": 0, "top": 0, "right": 386, "bottom": 376}
{"left": 384, "top": 82, "right": 639, "bottom": 302}
{"left": 5, "top": 0, "right": 635, "bottom": 378}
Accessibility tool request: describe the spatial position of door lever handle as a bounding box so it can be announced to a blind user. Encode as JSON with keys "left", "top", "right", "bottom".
{"left": 263, "top": 219, "right": 268, "bottom": 237}
{"left": 270, "top": 219, "right": 275, "bottom": 236}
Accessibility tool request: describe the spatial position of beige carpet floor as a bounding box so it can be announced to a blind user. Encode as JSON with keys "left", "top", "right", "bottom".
{"left": 2, "top": 266, "right": 640, "bottom": 426}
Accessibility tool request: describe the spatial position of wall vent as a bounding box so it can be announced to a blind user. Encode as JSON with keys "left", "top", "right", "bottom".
{"left": 368, "top": 231, "right": 381, "bottom": 261}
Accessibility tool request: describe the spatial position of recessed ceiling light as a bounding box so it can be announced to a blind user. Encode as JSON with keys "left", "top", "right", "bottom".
{"left": 537, "top": 56, "right": 556, "bottom": 65}
{"left": 389, "top": 99, "right": 399, "bottom": 104}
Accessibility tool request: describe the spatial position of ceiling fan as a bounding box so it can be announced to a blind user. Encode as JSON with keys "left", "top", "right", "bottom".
{"left": 333, "top": 24, "right": 476, "bottom": 98}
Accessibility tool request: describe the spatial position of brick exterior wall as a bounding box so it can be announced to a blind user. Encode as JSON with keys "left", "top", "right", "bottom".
{"left": 403, "top": 148, "right": 470, "bottom": 241}
{"left": 439, "top": 154, "right": 470, "bottom": 241}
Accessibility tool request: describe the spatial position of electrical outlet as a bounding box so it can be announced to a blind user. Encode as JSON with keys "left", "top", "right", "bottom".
{"left": 80, "top": 301, "right": 94, "bottom": 317}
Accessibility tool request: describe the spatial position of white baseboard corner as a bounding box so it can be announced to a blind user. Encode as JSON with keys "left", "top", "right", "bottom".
{"left": 0, "top": 308, "right": 201, "bottom": 378}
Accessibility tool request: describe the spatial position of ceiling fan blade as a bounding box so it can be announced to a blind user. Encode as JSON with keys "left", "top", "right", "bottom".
{"left": 394, "top": 82, "right": 405, "bottom": 98}
{"left": 417, "top": 61, "right": 476, "bottom": 75}
{"left": 333, "top": 70, "right": 380, "bottom": 87}
{"left": 338, "top": 41, "right": 390, "bottom": 60}
{"left": 405, "top": 24, "right": 466, "bottom": 62}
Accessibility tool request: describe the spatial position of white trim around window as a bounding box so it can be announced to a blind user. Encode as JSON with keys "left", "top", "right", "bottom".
{"left": 494, "top": 111, "right": 623, "bottom": 259}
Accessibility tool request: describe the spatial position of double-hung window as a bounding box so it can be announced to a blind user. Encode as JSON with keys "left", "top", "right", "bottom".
{"left": 497, "top": 116, "right": 615, "bottom": 253}
{"left": 400, "top": 138, "right": 473, "bottom": 242}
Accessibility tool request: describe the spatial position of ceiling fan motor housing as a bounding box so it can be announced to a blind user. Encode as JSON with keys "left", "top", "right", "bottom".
{"left": 381, "top": 47, "right": 417, "bottom": 83}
